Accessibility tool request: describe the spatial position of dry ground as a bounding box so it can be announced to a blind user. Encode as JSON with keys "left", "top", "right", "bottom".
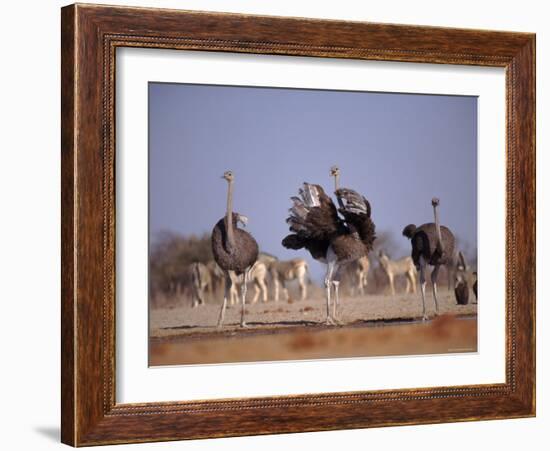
{"left": 149, "top": 290, "right": 477, "bottom": 366}
{"left": 150, "top": 290, "right": 477, "bottom": 339}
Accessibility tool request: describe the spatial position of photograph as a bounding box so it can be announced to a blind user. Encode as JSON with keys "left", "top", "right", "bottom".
{"left": 148, "top": 82, "right": 479, "bottom": 366}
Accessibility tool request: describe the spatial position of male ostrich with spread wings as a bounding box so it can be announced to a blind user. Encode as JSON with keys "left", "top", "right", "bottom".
{"left": 282, "top": 180, "right": 375, "bottom": 325}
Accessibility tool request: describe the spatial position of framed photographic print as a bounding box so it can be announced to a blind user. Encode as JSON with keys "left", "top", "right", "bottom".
{"left": 61, "top": 3, "right": 535, "bottom": 446}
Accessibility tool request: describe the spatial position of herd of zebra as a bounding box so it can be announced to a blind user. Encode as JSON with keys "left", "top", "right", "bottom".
{"left": 205, "top": 167, "right": 477, "bottom": 328}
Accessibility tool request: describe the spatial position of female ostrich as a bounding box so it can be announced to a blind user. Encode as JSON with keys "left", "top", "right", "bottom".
{"left": 211, "top": 171, "right": 259, "bottom": 328}
{"left": 454, "top": 251, "right": 469, "bottom": 305}
{"left": 402, "top": 198, "right": 455, "bottom": 320}
{"left": 454, "top": 274, "right": 469, "bottom": 305}
{"left": 282, "top": 180, "right": 375, "bottom": 325}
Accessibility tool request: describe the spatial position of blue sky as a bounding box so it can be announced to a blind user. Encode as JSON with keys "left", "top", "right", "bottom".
{"left": 149, "top": 82, "right": 477, "bottom": 280}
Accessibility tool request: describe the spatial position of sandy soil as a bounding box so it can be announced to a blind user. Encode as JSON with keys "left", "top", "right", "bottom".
{"left": 150, "top": 291, "right": 477, "bottom": 339}
{"left": 149, "top": 291, "right": 477, "bottom": 366}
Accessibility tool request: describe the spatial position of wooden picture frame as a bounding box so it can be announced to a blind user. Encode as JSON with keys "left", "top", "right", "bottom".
{"left": 61, "top": 3, "right": 535, "bottom": 446}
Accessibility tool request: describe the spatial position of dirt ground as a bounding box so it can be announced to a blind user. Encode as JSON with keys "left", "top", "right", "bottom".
{"left": 149, "top": 290, "right": 477, "bottom": 366}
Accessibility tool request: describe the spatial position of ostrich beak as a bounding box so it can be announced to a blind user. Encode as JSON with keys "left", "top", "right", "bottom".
{"left": 237, "top": 214, "right": 248, "bottom": 227}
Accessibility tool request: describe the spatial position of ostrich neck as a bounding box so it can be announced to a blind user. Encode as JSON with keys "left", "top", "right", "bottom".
{"left": 226, "top": 180, "right": 235, "bottom": 248}
{"left": 334, "top": 174, "right": 339, "bottom": 191}
{"left": 433, "top": 205, "right": 443, "bottom": 248}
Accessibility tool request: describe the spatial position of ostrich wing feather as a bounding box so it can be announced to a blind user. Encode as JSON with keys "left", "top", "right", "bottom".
{"left": 335, "top": 187, "right": 376, "bottom": 252}
{"left": 285, "top": 182, "right": 340, "bottom": 241}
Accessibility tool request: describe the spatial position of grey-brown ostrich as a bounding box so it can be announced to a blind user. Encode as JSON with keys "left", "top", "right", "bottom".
{"left": 282, "top": 181, "right": 376, "bottom": 325}
{"left": 454, "top": 275, "right": 469, "bottom": 305}
{"left": 402, "top": 198, "right": 455, "bottom": 320}
{"left": 211, "top": 171, "right": 259, "bottom": 328}
{"left": 454, "top": 251, "right": 469, "bottom": 305}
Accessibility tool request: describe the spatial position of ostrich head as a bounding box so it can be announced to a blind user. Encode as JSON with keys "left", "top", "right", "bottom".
{"left": 402, "top": 224, "right": 417, "bottom": 239}
{"left": 431, "top": 197, "right": 440, "bottom": 207}
{"left": 236, "top": 213, "right": 248, "bottom": 227}
{"left": 222, "top": 170, "right": 234, "bottom": 182}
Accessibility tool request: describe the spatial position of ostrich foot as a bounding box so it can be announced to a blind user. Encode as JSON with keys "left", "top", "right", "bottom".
{"left": 240, "top": 321, "right": 249, "bottom": 328}
{"left": 422, "top": 314, "right": 429, "bottom": 322}
{"left": 325, "top": 317, "right": 338, "bottom": 326}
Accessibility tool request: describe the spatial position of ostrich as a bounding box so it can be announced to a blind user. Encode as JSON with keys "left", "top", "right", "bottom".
{"left": 282, "top": 181, "right": 375, "bottom": 325}
{"left": 454, "top": 251, "right": 470, "bottom": 305}
{"left": 211, "top": 171, "right": 259, "bottom": 328}
{"left": 402, "top": 198, "right": 455, "bottom": 320}
{"left": 454, "top": 273, "right": 469, "bottom": 305}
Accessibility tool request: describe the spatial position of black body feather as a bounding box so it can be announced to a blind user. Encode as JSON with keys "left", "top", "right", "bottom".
{"left": 405, "top": 223, "right": 455, "bottom": 267}
{"left": 454, "top": 278, "right": 469, "bottom": 305}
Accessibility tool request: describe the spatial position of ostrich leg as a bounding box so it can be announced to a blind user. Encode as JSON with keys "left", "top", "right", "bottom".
{"left": 418, "top": 256, "right": 428, "bottom": 321}
{"left": 431, "top": 264, "right": 441, "bottom": 315}
{"left": 217, "top": 271, "right": 232, "bottom": 328}
{"left": 324, "top": 260, "right": 337, "bottom": 325}
{"left": 240, "top": 268, "right": 251, "bottom": 327}
{"left": 332, "top": 280, "right": 341, "bottom": 322}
